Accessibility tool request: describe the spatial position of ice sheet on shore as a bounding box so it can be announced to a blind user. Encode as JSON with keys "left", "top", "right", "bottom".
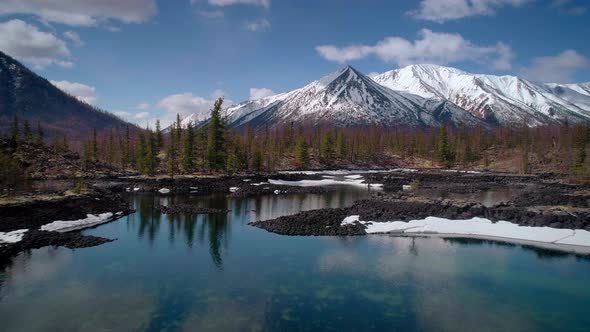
{"left": 40, "top": 212, "right": 117, "bottom": 233}
{"left": 0, "top": 229, "right": 28, "bottom": 245}
{"left": 269, "top": 178, "right": 382, "bottom": 188}
{"left": 341, "top": 216, "right": 590, "bottom": 247}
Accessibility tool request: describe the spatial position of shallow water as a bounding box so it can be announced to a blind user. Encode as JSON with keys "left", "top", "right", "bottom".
{"left": 1, "top": 187, "right": 589, "bottom": 332}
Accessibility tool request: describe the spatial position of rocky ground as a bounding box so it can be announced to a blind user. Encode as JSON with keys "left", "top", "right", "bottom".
{"left": 0, "top": 188, "right": 133, "bottom": 260}
{"left": 250, "top": 171, "right": 590, "bottom": 236}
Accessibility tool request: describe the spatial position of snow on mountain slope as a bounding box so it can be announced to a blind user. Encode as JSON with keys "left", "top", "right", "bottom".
{"left": 372, "top": 64, "right": 590, "bottom": 126}
{"left": 545, "top": 83, "right": 590, "bottom": 112}
{"left": 224, "top": 66, "right": 486, "bottom": 128}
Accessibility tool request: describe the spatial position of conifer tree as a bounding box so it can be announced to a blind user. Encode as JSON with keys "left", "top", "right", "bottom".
{"left": 294, "top": 132, "right": 310, "bottom": 169}
{"left": 10, "top": 115, "right": 19, "bottom": 143}
{"left": 23, "top": 120, "right": 32, "bottom": 142}
{"left": 183, "top": 123, "right": 195, "bottom": 172}
{"left": 35, "top": 122, "right": 44, "bottom": 145}
{"left": 91, "top": 129, "right": 98, "bottom": 161}
{"left": 437, "top": 126, "right": 454, "bottom": 167}
{"left": 207, "top": 98, "right": 226, "bottom": 171}
{"left": 155, "top": 120, "right": 163, "bottom": 149}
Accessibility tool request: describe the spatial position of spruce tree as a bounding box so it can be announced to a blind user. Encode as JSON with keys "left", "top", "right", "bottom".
{"left": 23, "top": 120, "right": 32, "bottom": 142}
{"left": 91, "top": 129, "right": 98, "bottom": 161}
{"left": 207, "top": 98, "right": 226, "bottom": 171}
{"left": 294, "top": 133, "right": 310, "bottom": 169}
{"left": 437, "top": 126, "right": 454, "bottom": 167}
{"left": 183, "top": 122, "right": 195, "bottom": 172}
{"left": 35, "top": 122, "right": 44, "bottom": 145}
{"left": 155, "top": 120, "right": 163, "bottom": 149}
{"left": 10, "top": 115, "right": 19, "bottom": 143}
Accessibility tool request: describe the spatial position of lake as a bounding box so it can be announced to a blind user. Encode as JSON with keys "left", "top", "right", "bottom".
{"left": 1, "top": 186, "right": 589, "bottom": 331}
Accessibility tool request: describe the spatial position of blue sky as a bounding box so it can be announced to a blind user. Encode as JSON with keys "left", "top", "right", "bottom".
{"left": 0, "top": 0, "right": 589, "bottom": 126}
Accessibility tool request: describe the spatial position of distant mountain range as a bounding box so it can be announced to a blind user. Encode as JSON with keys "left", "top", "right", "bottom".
{"left": 182, "top": 64, "right": 590, "bottom": 129}
{"left": 0, "top": 51, "right": 134, "bottom": 141}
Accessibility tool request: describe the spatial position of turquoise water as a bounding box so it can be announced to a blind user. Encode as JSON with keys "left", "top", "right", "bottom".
{"left": 1, "top": 188, "right": 589, "bottom": 332}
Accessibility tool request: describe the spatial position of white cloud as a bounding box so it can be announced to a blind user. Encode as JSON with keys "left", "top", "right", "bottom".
{"left": 249, "top": 88, "right": 275, "bottom": 100}
{"left": 137, "top": 102, "right": 151, "bottom": 110}
{"left": 520, "top": 50, "right": 590, "bottom": 83}
{"left": 198, "top": 10, "right": 225, "bottom": 19}
{"left": 50, "top": 80, "right": 97, "bottom": 104}
{"left": 207, "top": 0, "right": 270, "bottom": 9}
{"left": 367, "top": 72, "right": 380, "bottom": 78}
{"left": 245, "top": 18, "right": 270, "bottom": 31}
{"left": 0, "top": 19, "right": 72, "bottom": 68}
{"left": 0, "top": 0, "right": 158, "bottom": 27}
{"left": 156, "top": 91, "right": 233, "bottom": 126}
{"left": 316, "top": 29, "right": 513, "bottom": 70}
{"left": 134, "top": 111, "right": 149, "bottom": 119}
{"left": 410, "top": 0, "right": 531, "bottom": 22}
{"left": 63, "top": 31, "right": 84, "bottom": 46}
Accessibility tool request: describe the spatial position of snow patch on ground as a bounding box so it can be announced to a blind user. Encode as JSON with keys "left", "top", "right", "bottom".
{"left": 269, "top": 178, "right": 382, "bottom": 188}
{"left": 0, "top": 229, "right": 28, "bottom": 245}
{"left": 158, "top": 188, "right": 170, "bottom": 194}
{"left": 341, "top": 216, "right": 590, "bottom": 248}
{"left": 344, "top": 174, "right": 363, "bottom": 179}
{"left": 40, "top": 212, "right": 118, "bottom": 233}
{"left": 229, "top": 187, "right": 239, "bottom": 193}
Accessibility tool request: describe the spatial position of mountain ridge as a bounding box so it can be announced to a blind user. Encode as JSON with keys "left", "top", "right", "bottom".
{"left": 0, "top": 51, "right": 136, "bottom": 141}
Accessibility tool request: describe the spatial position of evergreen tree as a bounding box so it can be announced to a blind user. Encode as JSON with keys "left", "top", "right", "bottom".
{"left": 155, "top": 120, "right": 163, "bottom": 149}
{"left": 294, "top": 132, "right": 310, "bottom": 169}
{"left": 137, "top": 132, "right": 148, "bottom": 174}
{"left": 23, "top": 120, "right": 32, "bottom": 142}
{"left": 252, "top": 148, "right": 264, "bottom": 172}
{"left": 321, "top": 130, "right": 335, "bottom": 164}
{"left": 35, "top": 122, "right": 44, "bottom": 145}
{"left": 207, "top": 98, "right": 226, "bottom": 171}
{"left": 182, "top": 123, "right": 195, "bottom": 172}
{"left": 10, "top": 115, "right": 19, "bottom": 143}
{"left": 91, "top": 129, "right": 98, "bottom": 161}
{"left": 436, "top": 126, "right": 454, "bottom": 167}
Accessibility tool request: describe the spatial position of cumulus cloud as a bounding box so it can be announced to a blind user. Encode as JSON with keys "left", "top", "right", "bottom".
{"left": 207, "top": 0, "right": 270, "bottom": 9}
{"left": 0, "top": 19, "right": 72, "bottom": 68}
{"left": 63, "top": 31, "right": 84, "bottom": 46}
{"left": 198, "top": 10, "right": 225, "bottom": 19}
{"left": 137, "top": 102, "right": 151, "bottom": 110}
{"left": 245, "top": 18, "right": 270, "bottom": 31}
{"left": 0, "top": 0, "right": 158, "bottom": 27}
{"left": 156, "top": 91, "right": 233, "bottom": 126}
{"left": 410, "top": 0, "right": 531, "bottom": 22}
{"left": 50, "top": 80, "right": 97, "bottom": 104}
{"left": 316, "top": 29, "right": 513, "bottom": 70}
{"left": 249, "top": 88, "right": 275, "bottom": 100}
{"left": 520, "top": 50, "right": 590, "bottom": 83}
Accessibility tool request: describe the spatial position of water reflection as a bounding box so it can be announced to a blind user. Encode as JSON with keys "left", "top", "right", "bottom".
{"left": 1, "top": 189, "right": 589, "bottom": 332}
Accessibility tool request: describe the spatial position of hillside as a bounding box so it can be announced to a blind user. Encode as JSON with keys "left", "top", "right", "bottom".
{"left": 0, "top": 51, "right": 135, "bottom": 141}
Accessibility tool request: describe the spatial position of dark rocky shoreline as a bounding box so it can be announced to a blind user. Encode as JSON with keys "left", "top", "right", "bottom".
{"left": 2, "top": 170, "right": 589, "bottom": 260}
{"left": 250, "top": 171, "right": 590, "bottom": 237}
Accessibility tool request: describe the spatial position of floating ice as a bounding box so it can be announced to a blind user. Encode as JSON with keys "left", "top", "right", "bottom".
{"left": 41, "top": 212, "right": 118, "bottom": 233}
{"left": 0, "top": 229, "right": 28, "bottom": 245}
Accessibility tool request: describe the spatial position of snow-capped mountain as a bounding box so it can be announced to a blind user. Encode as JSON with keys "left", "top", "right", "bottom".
{"left": 372, "top": 64, "right": 590, "bottom": 126}
{"left": 219, "top": 66, "right": 486, "bottom": 128}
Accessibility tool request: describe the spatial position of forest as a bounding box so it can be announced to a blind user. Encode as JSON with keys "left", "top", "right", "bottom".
{"left": 2, "top": 98, "right": 590, "bottom": 179}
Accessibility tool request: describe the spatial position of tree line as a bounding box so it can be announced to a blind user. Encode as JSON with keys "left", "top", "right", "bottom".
{"left": 3, "top": 99, "right": 590, "bottom": 177}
